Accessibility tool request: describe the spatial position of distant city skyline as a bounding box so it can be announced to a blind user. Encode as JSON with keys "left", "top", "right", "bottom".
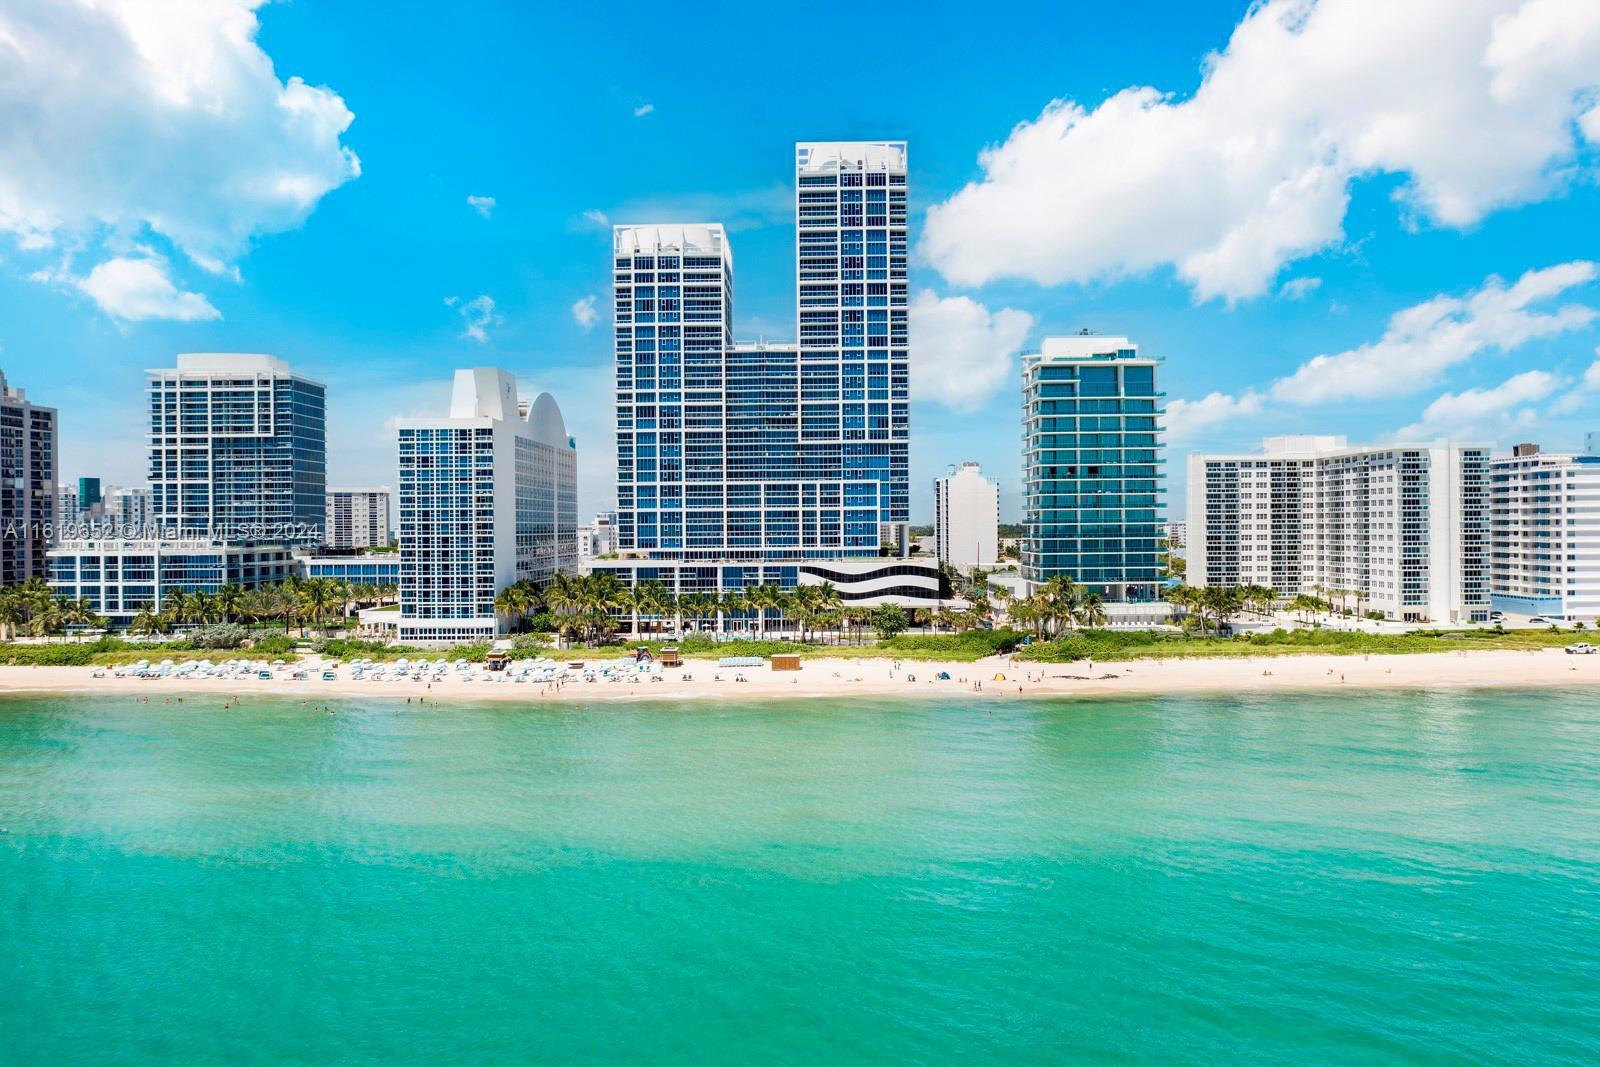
{"left": 1, "top": 1, "right": 1597, "bottom": 522}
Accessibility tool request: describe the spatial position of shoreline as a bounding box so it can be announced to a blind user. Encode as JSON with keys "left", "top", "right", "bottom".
{"left": 0, "top": 647, "right": 1595, "bottom": 704}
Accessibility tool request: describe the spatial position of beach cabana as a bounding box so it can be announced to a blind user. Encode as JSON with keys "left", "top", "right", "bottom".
{"left": 770, "top": 654, "right": 801, "bottom": 672}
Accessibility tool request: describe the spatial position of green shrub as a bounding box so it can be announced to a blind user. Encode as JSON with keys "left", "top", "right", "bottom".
{"left": 189, "top": 623, "right": 249, "bottom": 649}
{"left": 878, "top": 629, "right": 1025, "bottom": 657}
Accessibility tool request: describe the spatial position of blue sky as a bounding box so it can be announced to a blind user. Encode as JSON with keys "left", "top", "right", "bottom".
{"left": 1, "top": 0, "right": 1598, "bottom": 520}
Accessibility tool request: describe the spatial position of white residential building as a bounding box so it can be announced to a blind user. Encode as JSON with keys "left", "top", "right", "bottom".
{"left": 1188, "top": 436, "right": 1491, "bottom": 623}
{"left": 148, "top": 353, "right": 326, "bottom": 544}
{"left": 396, "top": 369, "right": 577, "bottom": 643}
{"left": 0, "top": 371, "right": 57, "bottom": 582}
{"left": 934, "top": 462, "right": 999, "bottom": 570}
{"left": 576, "top": 511, "right": 617, "bottom": 571}
{"left": 326, "top": 487, "right": 391, "bottom": 549}
{"left": 104, "top": 486, "right": 153, "bottom": 532}
{"left": 1164, "top": 520, "right": 1187, "bottom": 552}
{"left": 49, "top": 539, "right": 294, "bottom": 624}
{"left": 1489, "top": 438, "right": 1600, "bottom": 622}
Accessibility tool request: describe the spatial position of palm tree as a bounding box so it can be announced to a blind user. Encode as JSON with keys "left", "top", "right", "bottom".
{"left": 215, "top": 583, "right": 246, "bottom": 623}
{"left": 632, "top": 579, "right": 672, "bottom": 637}
{"left": 130, "top": 604, "right": 167, "bottom": 637}
{"left": 721, "top": 588, "right": 751, "bottom": 635}
{"left": 0, "top": 587, "right": 27, "bottom": 642}
{"left": 1035, "top": 575, "right": 1082, "bottom": 636}
{"left": 494, "top": 584, "right": 532, "bottom": 630}
{"left": 162, "top": 588, "right": 197, "bottom": 628}
{"left": 1074, "top": 591, "right": 1108, "bottom": 629}
{"left": 742, "top": 583, "right": 782, "bottom": 636}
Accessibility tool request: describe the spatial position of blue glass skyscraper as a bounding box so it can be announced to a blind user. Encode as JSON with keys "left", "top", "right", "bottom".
{"left": 1021, "top": 335, "right": 1165, "bottom": 602}
{"left": 612, "top": 141, "right": 910, "bottom": 563}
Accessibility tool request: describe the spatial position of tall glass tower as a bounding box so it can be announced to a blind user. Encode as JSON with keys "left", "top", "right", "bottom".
{"left": 1021, "top": 335, "right": 1164, "bottom": 602}
{"left": 611, "top": 141, "right": 910, "bottom": 563}
{"left": 795, "top": 141, "right": 909, "bottom": 548}
{"left": 147, "top": 353, "right": 326, "bottom": 544}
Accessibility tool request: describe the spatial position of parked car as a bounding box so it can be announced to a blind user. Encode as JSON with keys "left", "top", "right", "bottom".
{"left": 1528, "top": 616, "right": 1549, "bottom": 624}
{"left": 1564, "top": 643, "right": 1596, "bottom": 655}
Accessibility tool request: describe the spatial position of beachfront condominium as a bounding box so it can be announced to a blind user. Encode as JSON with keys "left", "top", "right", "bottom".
{"left": 934, "top": 462, "right": 999, "bottom": 570}
{"left": 0, "top": 370, "right": 57, "bottom": 583}
{"left": 1021, "top": 336, "right": 1165, "bottom": 608}
{"left": 596, "top": 141, "right": 936, "bottom": 622}
{"left": 1187, "top": 436, "right": 1491, "bottom": 623}
{"left": 610, "top": 141, "right": 908, "bottom": 563}
{"left": 396, "top": 369, "right": 577, "bottom": 643}
{"left": 1489, "top": 437, "right": 1600, "bottom": 622}
{"left": 325, "top": 487, "right": 391, "bottom": 549}
{"left": 148, "top": 353, "right": 327, "bottom": 544}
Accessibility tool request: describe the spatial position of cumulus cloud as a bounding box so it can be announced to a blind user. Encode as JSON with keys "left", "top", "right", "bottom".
{"left": 571, "top": 295, "right": 599, "bottom": 331}
{"left": 1163, "top": 261, "right": 1597, "bottom": 438}
{"left": 0, "top": 0, "right": 359, "bottom": 311}
{"left": 446, "top": 295, "right": 501, "bottom": 343}
{"left": 907, "top": 290, "right": 1033, "bottom": 411}
{"left": 633, "top": 103, "right": 655, "bottom": 118}
{"left": 1397, "top": 369, "right": 1560, "bottom": 440}
{"left": 466, "top": 195, "right": 496, "bottom": 218}
{"left": 922, "top": 0, "right": 1600, "bottom": 302}
{"left": 1165, "top": 391, "right": 1266, "bottom": 441}
{"left": 34, "top": 255, "right": 220, "bottom": 322}
{"left": 1271, "top": 262, "right": 1596, "bottom": 404}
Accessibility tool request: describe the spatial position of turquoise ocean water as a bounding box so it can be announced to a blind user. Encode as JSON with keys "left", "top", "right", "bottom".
{"left": 2, "top": 688, "right": 1599, "bottom": 1063}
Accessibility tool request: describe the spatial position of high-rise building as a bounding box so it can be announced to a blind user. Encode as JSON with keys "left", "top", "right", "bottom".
{"left": 1021, "top": 336, "right": 1164, "bottom": 604}
{"left": 0, "top": 371, "right": 57, "bottom": 583}
{"left": 934, "top": 462, "right": 999, "bottom": 570}
{"left": 1164, "top": 520, "right": 1187, "bottom": 552}
{"left": 147, "top": 353, "right": 326, "bottom": 544}
{"left": 55, "top": 483, "right": 80, "bottom": 531}
{"left": 325, "top": 487, "right": 390, "bottom": 549}
{"left": 794, "top": 141, "right": 910, "bottom": 549}
{"left": 396, "top": 369, "right": 577, "bottom": 643}
{"left": 104, "top": 485, "right": 153, "bottom": 532}
{"left": 610, "top": 141, "right": 908, "bottom": 563}
{"left": 1489, "top": 439, "right": 1600, "bottom": 622}
{"left": 77, "top": 476, "right": 102, "bottom": 510}
{"left": 1187, "top": 435, "right": 1491, "bottom": 623}
{"left": 595, "top": 141, "right": 936, "bottom": 624}
{"left": 612, "top": 223, "right": 734, "bottom": 557}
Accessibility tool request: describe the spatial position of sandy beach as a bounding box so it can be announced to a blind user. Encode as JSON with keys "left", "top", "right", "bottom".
{"left": 0, "top": 646, "right": 1595, "bottom": 703}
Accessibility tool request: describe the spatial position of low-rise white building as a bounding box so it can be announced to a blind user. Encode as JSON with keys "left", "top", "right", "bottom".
{"left": 396, "top": 369, "right": 577, "bottom": 643}
{"left": 48, "top": 538, "right": 294, "bottom": 623}
{"left": 1188, "top": 436, "right": 1491, "bottom": 623}
{"left": 933, "top": 462, "right": 999, "bottom": 570}
{"left": 1489, "top": 437, "right": 1600, "bottom": 622}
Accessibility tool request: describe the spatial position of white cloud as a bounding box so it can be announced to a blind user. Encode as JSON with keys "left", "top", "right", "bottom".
{"left": 35, "top": 255, "right": 220, "bottom": 322}
{"left": 582, "top": 209, "right": 610, "bottom": 228}
{"left": 922, "top": 0, "right": 1600, "bottom": 302}
{"left": 1271, "top": 262, "right": 1597, "bottom": 404}
{"left": 1397, "top": 369, "right": 1560, "bottom": 440}
{"left": 571, "top": 294, "right": 599, "bottom": 331}
{"left": 445, "top": 294, "right": 500, "bottom": 343}
{"left": 1279, "top": 276, "right": 1323, "bottom": 300}
{"left": 907, "top": 290, "right": 1033, "bottom": 411}
{"left": 1165, "top": 391, "right": 1266, "bottom": 441}
{"left": 633, "top": 103, "right": 654, "bottom": 118}
{"left": 466, "top": 195, "right": 496, "bottom": 218}
{"left": 0, "top": 0, "right": 359, "bottom": 287}
{"left": 1549, "top": 348, "right": 1600, "bottom": 414}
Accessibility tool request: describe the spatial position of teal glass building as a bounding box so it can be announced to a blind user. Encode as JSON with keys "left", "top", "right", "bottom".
{"left": 1021, "top": 335, "right": 1164, "bottom": 602}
